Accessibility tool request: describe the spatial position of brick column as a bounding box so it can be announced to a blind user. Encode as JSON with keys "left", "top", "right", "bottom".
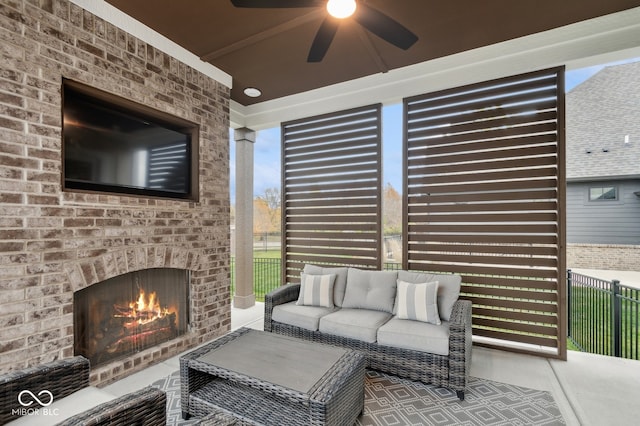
{"left": 234, "top": 128, "right": 256, "bottom": 308}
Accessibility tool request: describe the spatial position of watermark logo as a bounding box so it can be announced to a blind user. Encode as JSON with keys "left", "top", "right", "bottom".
{"left": 11, "top": 390, "right": 59, "bottom": 418}
{"left": 18, "top": 390, "right": 54, "bottom": 407}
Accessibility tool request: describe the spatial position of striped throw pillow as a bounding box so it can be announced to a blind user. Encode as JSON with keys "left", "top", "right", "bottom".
{"left": 296, "top": 273, "right": 336, "bottom": 308}
{"left": 396, "top": 280, "right": 441, "bottom": 324}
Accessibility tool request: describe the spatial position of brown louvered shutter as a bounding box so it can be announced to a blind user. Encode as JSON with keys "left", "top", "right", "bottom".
{"left": 282, "top": 105, "right": 383, "bottom": 284}
{"left": 403, "top": 68, "right": 567, "bottom": 358}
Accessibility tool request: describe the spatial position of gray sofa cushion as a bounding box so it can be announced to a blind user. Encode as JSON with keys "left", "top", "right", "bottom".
{"left": 342, "top": 268, "right": 398, "bottom": 313}
{"left": 303, "top": 264, "right": 349, "bottom": 307}
{"left": 319, "top": 309, "right": 392, "bottom": 343}
{"left": 397, "top": 271, "right": 461, "bottom": 321}
{"left": 272, "top": 301, "right": 336, "bottom": 331}
{"left": 377, "top": 317, "right": 450, "bottom": 356}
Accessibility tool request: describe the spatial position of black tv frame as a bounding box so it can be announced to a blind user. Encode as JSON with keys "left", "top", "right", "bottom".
{"left": 61, "top": 79, "right": 200, "bottom": 202}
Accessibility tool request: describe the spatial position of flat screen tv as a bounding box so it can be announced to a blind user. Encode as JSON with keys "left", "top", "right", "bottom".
{"left": 62, "top": 79, "right": 199, "bottom": 201}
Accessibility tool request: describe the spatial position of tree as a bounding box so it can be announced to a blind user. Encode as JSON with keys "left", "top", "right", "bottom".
{"left": 262, "top": 187, "right": 281, "bottom": 211}
{"left": 253, "top": 198, "right": 272, "bottom": 234}
{"left": 254, "top": 187, "right": 281, "bottom": 234}
{"left": 383, "top": 183, "right": 402, "bottom": 235}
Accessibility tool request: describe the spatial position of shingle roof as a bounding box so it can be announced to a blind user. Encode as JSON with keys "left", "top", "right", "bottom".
{"left": 566, "top": 61, "right": 640, "bottom": 180}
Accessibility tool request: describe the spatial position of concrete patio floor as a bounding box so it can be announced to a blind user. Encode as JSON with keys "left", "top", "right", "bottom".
{"left": 104, "top": 302, "right": 640, "bottom": 426}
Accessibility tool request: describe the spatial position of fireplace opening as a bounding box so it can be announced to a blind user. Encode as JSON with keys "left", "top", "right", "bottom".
{"left": 73, "top": 268, "right": 189, "bottom": 367}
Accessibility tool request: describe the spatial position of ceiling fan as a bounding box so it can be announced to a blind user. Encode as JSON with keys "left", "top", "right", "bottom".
{"left": 230, "top": 0, "right": 418, "bottom": 62}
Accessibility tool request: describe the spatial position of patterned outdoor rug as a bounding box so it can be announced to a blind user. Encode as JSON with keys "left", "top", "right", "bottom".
{"left": 151, "top": 370, "right": 565, "bottom": 425}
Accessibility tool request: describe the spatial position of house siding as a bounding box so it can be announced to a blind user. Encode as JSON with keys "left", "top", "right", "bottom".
{"left": 565, "top": 61, "right": 640, "bottom": 270}
{"left": 566, "top": 179, "right": 640, "bottom": 244}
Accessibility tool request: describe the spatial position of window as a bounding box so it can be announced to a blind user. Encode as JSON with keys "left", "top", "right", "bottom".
{"left": 589, "top": 186, "right": 617, "bottom": 201}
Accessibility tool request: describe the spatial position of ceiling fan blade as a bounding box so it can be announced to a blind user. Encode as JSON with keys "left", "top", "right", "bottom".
{"left": 353, "top": 3, "right": 418, "bottom": 50}
{"left": 307, "top": 17, "right": 339, "bottom": 62}
{"left": 231, "top": 0, "right": 323, "bottom": 7}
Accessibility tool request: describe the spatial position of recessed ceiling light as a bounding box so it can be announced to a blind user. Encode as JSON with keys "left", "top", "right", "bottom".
{"left": 327, "top": 0, "right": 356, "bottom": 19}
{"left": 243, "top": 87, "right": 262, "bottom": 98}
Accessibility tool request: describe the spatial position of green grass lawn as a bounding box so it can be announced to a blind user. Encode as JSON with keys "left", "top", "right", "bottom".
{"left": 231, "top": 256, "right": 639, "bottom": 358}
{"left": 569, "top": 285, "right": 639, "bottom": 358}
{"left": 251, "top": 249, "right": 281, "bottom": 259}
{"left": 230, "top": 252, "right": 282, "bottom": 302}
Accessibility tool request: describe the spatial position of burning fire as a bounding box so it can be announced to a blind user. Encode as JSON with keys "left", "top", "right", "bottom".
{"left": 115, "top": 289, "right": 171, "bottom": 326}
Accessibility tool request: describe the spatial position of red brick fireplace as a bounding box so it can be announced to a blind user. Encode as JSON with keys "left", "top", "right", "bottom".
{"left": 0, "top": 0, "right": 231, "bottom": 385}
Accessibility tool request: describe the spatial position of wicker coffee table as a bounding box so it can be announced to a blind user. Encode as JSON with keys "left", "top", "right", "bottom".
{"left": 180, "top": 328, "right": 366, "bottom": 425}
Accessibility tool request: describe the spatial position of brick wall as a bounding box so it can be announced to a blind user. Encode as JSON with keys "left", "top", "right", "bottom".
{"left": 567, "top": 244, "right": 640, "bottom": 271}
{"left": 0, "top": 0, "right": 231, "bottom": 384}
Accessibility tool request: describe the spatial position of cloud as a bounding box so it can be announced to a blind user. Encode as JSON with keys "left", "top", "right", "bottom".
{"left": 229, "top": 127, "right": 281, "bottom": 201}
{"left": 382, "top": 104, "right": 403, "bottom": 193}
{"left": 253, "top": 128, "right": 281, "bottom": 197}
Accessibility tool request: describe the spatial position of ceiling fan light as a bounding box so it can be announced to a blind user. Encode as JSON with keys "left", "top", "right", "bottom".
{"left": 326, "top": 0, "right": 356, "bottom": 19}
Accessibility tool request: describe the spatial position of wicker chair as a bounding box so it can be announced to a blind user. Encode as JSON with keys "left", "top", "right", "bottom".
{"left": 196, "top": 410, "right": 260, "bottom": 425}
{"left": 0, "top": 356, "right": 166, "bottom": 426}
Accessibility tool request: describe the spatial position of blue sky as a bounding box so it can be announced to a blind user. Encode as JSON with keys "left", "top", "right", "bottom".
{"left": 229, "top": 105, "right": 403, "bottom": 201}
{"left": 230, "top": 57, "right": 640, "bottom": 202}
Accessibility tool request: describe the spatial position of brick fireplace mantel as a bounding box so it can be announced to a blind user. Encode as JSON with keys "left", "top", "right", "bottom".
{"left": 0, "top": 0, "right": 231, "bottom": 385}
{"left": 65, "top": 247, "right": 197, "bottom": 292}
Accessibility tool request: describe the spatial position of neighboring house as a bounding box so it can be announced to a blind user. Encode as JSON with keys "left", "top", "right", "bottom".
{"left": 566, "top": 61, "right": 640, "bottom": 269}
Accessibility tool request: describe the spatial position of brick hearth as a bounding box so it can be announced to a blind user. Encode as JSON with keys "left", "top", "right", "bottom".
{"left": 0, "top": 0, "right": 231, "bottom": 385}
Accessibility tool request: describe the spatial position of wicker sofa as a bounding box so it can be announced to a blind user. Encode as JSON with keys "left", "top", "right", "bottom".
{"left": 1, "top": 356, "right": 166, "bottom": 425}
{"left": 265, "top": 265, "right": 472, "bottom": 400}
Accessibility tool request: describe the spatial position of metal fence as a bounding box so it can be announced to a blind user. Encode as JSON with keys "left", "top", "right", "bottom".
{"left": 231, "top": 261, "right": 640, "bottom": 360}
{"left": 568, "top": 269, "right": 640, "bottom": 360}
{"left": 230, "top": 258, "right": 402, "bottom": 301}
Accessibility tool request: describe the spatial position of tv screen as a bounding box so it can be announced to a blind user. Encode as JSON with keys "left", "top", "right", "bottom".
{"left": 62, "top": 80, "right": 198, "bottom": 200}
